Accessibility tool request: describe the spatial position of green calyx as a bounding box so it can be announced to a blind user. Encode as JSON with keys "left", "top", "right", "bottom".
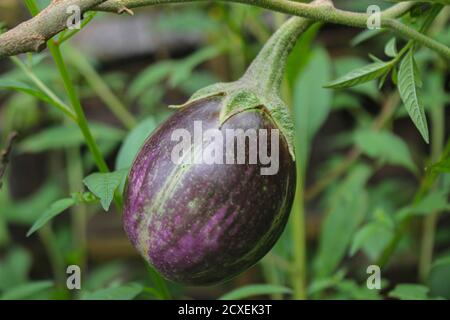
{"left": 170, "top": 16, "right": 318, "bottom": 161}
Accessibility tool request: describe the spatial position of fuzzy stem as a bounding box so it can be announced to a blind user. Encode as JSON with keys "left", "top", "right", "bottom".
{"left": 4, "top": 1, "right": 447, "bottom": 59}
{"left": 242, "top": 16, "right": 315, "bottom": 95}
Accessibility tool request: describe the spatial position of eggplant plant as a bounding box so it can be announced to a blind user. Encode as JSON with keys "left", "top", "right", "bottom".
{"left": 0, "top": 0, "right": 449, "bottom": 300}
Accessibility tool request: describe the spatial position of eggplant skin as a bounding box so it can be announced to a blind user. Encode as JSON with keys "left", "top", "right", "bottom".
{"left": 124, "top": 97, "right": 296, "bottom": 285}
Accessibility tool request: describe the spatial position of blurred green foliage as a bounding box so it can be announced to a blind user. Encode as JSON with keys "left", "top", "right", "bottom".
{"left": 0, "top": 1, "right": 449, "bottom": 300}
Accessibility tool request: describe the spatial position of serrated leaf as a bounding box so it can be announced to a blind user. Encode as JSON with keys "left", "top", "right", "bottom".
{"left": 354, "top": 130, "right": 416, "bottom": 173}
{"left": 388, "top": 284, "right": 430, "bottom": 300}
{"left": 325, "top": 61, "right": 393, "bottom": 89}
{"left": 82, "top": 283, "right": 143, "bottom": 300}
{"left": 333, "top": 58, "right": 379, "bottom": 99}
{"left": 0, "top": 280, "right": 53, "bottom": 300}
{"left": 219, "top": 284, "right": 292, "bottom": 300}
{"left": 27, "top": 198, "right": 75, "bottom": 236}
{"left": 385, "top": 38, "right": 398, "bottom": 58}
{"left": 83, "top": 170, "right": 127, "bottom": 211}
{"left": 398, "top": 50, "right": 429, "bottom": 143}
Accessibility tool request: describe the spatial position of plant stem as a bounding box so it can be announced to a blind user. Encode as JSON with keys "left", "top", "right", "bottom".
{"left": 24, "top": 0, "right": 110, "bottom": 174}
{"left": 377, "top": 5, "right": 447, "bottom": 268}
{"left": 377, "top": 139, "right": 450, "bottom": 267}
{"left": 38, "top": 225, "right": 66, "bottom": 287}
{"left": 64, "top": 45, "right": 137, "bottom": 129}
{"left": 47, "top": 41, "right": 110, "bottom": 174}
{"left": 9, "top": 56, "right": 77, "bottom": 122}
{"left": 66, "top": 147, "right": 88, "bottom": 272}
{"left": 243, "top": 16, "right": 314, "bottom": 94}
{"left": 418, "top": 80, "right": 445, "bottom": 282}
{"left": 5, "top": 1, "right": 449, "bottom": 60}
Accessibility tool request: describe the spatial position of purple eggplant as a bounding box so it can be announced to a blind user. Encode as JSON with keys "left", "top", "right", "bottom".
{"left": 123, "top": 17, "right": 313, "bottom": 284}
{"left": 124, "top": 98, "right": 295, "bottom": 284}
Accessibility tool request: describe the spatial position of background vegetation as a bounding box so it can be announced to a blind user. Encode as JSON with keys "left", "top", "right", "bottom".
{"left": 0, "top": 0, "right": 449, "bottom": 300}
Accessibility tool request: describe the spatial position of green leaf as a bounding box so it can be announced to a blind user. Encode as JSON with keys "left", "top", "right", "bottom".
{"left": 0, "top": 79, "right": 58, "bottom": 107}
{"left": 354, "top": 130, "right": 416, "bottom": 173}
{"left": 128, "top": 61, "right": 174, "bottom": 100}
{"left": 388, "top": 284, "right": 430, "bottom": 300}
{"left": 84, "top": 262, "right": 125, "bottom": 291}
{"left": 0, "top": 247, "right": 32, "bottom": 290}
{"left": 177, "top": 71, "right": 219, "bottom": 95}
{"left": 219, "top": 284, "right": 292, "bottom": 300}
{"left": 0, "top": 280, "right": 53, "bottom": 300}
{"left": 20, "top": 123, "right": 125, "bottom": 153}
{"left": 116, "top": 117, "right": 157, "bottom": 171}
{"left": 325, "top": 61, "right": 392, "bottom": 89}
{"left": 169, "top": 45, "right": 224, "bottom": 87}
{"left": 308, "top": 270, "right": 346, "bottom": 296}
{"left": 396, "top": 190, "right": 450, "bottom": 221}
{"left": 286, "top": 23, "right": 322, "bottom": 87}
{"left": 429, "top": 157, "right": 450, "bottom": 174}
{"left": 350, "top": 221, "right": 394, "bottom": 260}
{"left": 82, "top": 283, "right": 143, "bottom": 300}
{"left": 83, "top": 170, "right": 127, "bottom": 211}
{"left": 334, "top": 280, "right": 382, "bottom": 300}
{"left": 398, "top": 49, "right": 429, "bottom": 143}
{"left": 384, "top": 38, "right": 398, "bottom": 58}
{"left": 293, "top": 47, "right": 332, "bottom": 172}
{"left": 314, "top": 165, "right": 372, "bottom": 278}
{"left": 429, "top": 255, "right": 450, "bottom": 299}
{"left": 27, "top": 198, "right": 75, "bottom": 236}
{"left": 332, "top": 92, "right": 360, "bottom": 110}
{"left": 351, "top": 29, "right": 385, "bottom": 46}
{"left": 3, "top": 183, "right": 62, "bottom": 225}
{"left": 332, "top": 57, "right": 379, "bottom": 99}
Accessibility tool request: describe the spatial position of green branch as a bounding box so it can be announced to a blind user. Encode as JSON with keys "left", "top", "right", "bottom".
{"left": 1, "top": 1, "right": 449, "bottom": 60}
